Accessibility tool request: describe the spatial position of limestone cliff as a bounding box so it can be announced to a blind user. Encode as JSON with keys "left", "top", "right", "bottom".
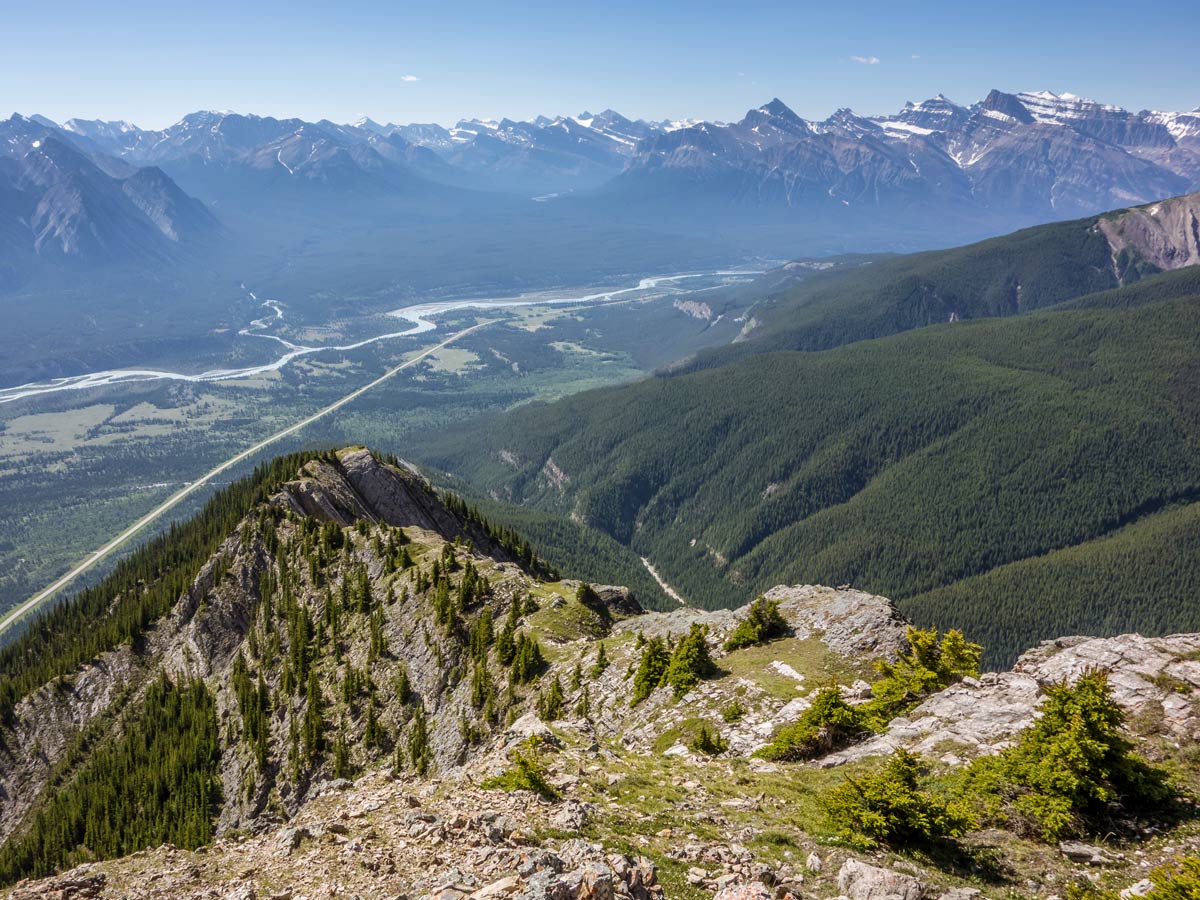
{"left": 1100, "top": 191, "right": 1200, "bottom": 274}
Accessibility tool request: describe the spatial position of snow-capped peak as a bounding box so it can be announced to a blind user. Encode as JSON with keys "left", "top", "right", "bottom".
{"left": 757, "top": 98, "right": 801, "bottom": 121}
{"left": 63, "top": 118, "right": 136, "bottom": 135}
{"left": 353, "top": 116, "right": 388, "bottom": 134}
{"left": 1145, "top": 108, "right": 1200, "bottom": 141}
{"left": 1016, "top": 90, "right": 1126, "bottom": 124}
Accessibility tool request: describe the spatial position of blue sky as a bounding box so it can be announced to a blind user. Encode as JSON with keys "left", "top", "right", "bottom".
{"left": 4, "top": 0, "right": 1197, "bottom": 128}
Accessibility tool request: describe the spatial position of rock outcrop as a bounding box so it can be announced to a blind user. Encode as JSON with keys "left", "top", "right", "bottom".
{"left": 822, "top": 631, "right": 1200, "bottom": 766}
{"left": 277, "top": 448, "right": 465, "bottom": 540}
{"left": 837, "top": 859, "right": 925, "bottom": 900}
{"left": 1100, "top": 192, "right": 1200, "bottom": 273}
{"left": 604, "top": 585, "right": 909, "bottom": 755}
{"left": 613, "top": 584, "right": 908, "bottom": 660}
{"left": 760, "top": 585, "right": 910, "bottom": 661}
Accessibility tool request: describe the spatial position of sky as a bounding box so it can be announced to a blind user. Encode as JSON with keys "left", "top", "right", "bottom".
{"left": 3, "top": 0, "right": 1198, "bottom": 129}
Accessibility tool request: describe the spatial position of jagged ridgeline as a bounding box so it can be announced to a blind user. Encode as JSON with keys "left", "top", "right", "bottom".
{"left": 0, "top": 448, "right": 570, "bottom": 885}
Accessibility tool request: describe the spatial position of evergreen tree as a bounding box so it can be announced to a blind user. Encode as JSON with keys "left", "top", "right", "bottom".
{"left": 303, "top": 670, "right": 324, "bottom": 763}
{"left": 333, "top": 721, "right": 352, "bottom": 779}
{"left": 756, "top": 686, "right": 866, "bottom": 761}
{"left": 470, "top": 607, "right": 494, "bottom": 663}
{"left": 471, "top": 663, "right": 496, "bottom": 710}
{"left": 393, "top": 665, "right": 412, "bottom": 705}
{"left": 590, "top": 641, "right": 609, "bottom": 678}
{"left": 368, "top": 607, "right": 387, "bottom": 661}
{"left": 537, "top": 675, "right": 565, "bottom": 721}
{"left": 631, "top": 636, "right": 670, "bottom": 706}
{"left": 964, "top": 671, "right": 1174, "bottom": 840}
{"left": 575, "top": 684, "right": 591, "bottom": 719}
{"left": 665, "top": 624, "right": 717, "bottom": 700}
{"left": 822, "top": 750, "right": 973, "bottom": 849}
{"left": 509, "top": 633, "right": 546, "bottom": 685}
{"left": 496, "top": 602, "right": 519, "bottom": 666}
{"left": 364, "top": 697, "right": 383, "bottom": 751}
{"left": 408, "top": 704, "right": 433, "bottom": 776}
{"left": 870, "top": 627, "right": 981, "bottom": 719}
{"left": 724, "top": 596, "right": 789, "bottom": 651}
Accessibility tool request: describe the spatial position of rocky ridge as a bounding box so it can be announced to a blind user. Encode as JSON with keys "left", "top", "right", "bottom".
{"left": 2, "top": 449, "right": 1199, "bottom": 899}
{"left": 0, "top": 449, "right": 545, "bottom": 845}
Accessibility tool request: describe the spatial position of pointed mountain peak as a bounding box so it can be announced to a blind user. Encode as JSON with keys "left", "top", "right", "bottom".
{"left": 742, "top": 99, "right": 809, "bottom": 133}
{"left": 824, "top": 107, "right": 881, "bottom": 136}
{"left": 759, "top": 98, "right": 799, "bottom": 120}
{"left": 978, "top": 89, "right": 1035, "bottom": 124}
{"left": 353, "top": 116, "right": 388, "bottom": 134}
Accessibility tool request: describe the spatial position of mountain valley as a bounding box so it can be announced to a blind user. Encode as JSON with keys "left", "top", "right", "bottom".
{"left": 409, "top": 192, "right": 1200, "bottom": 665}
{"left": 4, "top": 33, "right": 1200, "bottom": 900}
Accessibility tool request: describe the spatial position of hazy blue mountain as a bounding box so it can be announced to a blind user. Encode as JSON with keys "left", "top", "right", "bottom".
{"left": 0, "top": 115, "right": 221, "bottom": 275}
{"left": 46, "top": 90, "right": 1200, "bottom": 214}
{"left": 609, "top": 91, "right": 1199, "bottom": 227}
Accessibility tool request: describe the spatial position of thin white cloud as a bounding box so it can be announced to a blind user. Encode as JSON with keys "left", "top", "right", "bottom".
{"left": 849, "top": 55, "right": 880, "bottom": 65}
{"left": 400, "top": 74, "right": 420, "bottom": 82}
{"left": 911, "top": 53, "right": 921, "bottom": 59}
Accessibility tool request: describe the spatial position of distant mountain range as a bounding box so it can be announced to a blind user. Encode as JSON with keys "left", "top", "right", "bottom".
{"left": 45, "top": 91, "right": 1200, "bottom": 213}
{"left": 2, "top": 89, "right": 1198, "bottom": 281}
{"left": 57, "top": 107, "right": 693, "bottom": 196}
{"left": 0, "top": 115, "right": 221, "bottom": 285}
{"left": 612, "top": 90, "right": 1200, "bottom": 223}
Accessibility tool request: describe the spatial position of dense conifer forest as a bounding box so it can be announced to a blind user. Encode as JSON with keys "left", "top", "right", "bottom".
{"left": 414, "top": 267, "right": 1200, "bottom": 665}
{"left": 0, "top": 673, "right": 220, "bottom": 883}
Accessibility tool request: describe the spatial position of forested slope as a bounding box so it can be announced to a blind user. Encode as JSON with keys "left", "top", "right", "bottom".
{"left": 681, "top": 194, "right": 1200, "bottom": 381}
{"left": 683, "top": 215, "right": 1125, "bottom": 371}
{"left": 413, "top": 288, "right": 1200, "bottom": 665}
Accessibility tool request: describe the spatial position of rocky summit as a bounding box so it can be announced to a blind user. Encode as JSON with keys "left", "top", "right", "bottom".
{"left": 2, "top": 449, "right": 1198, "bottom": 900}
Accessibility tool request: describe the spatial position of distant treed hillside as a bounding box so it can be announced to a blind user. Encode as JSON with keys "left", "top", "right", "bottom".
{"left": 686, "top": 189, "right": 1200, "bottom": 372}
{"left": 413, "top": 284, "right": 1200, "bottom": 666}
{"left": 685, "top": 215, "right": 1124, "bottom": 371}
{"left": 463, "top": 500, "right": 670, "bottom": 608}
{"left": 903, "top": 499, "right": 1200, "bottom": 662}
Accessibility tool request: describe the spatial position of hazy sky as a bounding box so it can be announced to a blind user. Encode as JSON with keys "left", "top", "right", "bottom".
{"left": 4, "top": 0, "right": 1197, "bottom": 129}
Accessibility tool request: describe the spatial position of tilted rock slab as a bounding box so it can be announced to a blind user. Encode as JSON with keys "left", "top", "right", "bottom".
{"left": 822, "top": 631, "right": 1200, "bottom": 766}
